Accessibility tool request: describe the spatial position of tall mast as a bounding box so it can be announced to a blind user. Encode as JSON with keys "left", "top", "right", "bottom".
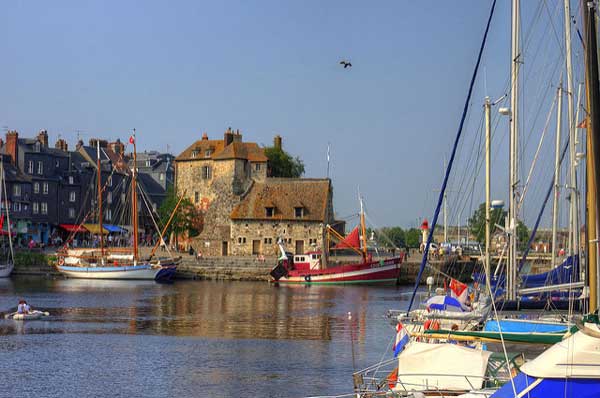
{"left": 443, "top": 157, "right": 448, "bottom": 244}
{"left": 97, "top": 139, "right": 105, "bottom": 257}
{"left": 359, "top": 194, "right": 368, "bottom": 260}
{"left": 132, "top": 129, "right": 139, "bottom": 260}
{"left": 552, "top": 83, "right": 563, "bottom": 269}
{"left": 582, "top": 0, "right": 600, "bottom": 311}
{"left": 564, "top": 0, "right": 579, "bottom": 260}
{"left": 507, "top": 0, "right": 521, "bottom": 301}
{"left": 485, "top": 97, "right": 492, "bottom": 279}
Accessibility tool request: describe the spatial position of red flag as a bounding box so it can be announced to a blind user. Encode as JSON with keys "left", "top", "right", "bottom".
{"left": 129, "top": 136, "right": 135, "bottom": 144}
{"left": 577, "top": 119, "right": 587, "bottom": 129}
{"left": 449, "top": 278, "right": 468, "bottom": 303}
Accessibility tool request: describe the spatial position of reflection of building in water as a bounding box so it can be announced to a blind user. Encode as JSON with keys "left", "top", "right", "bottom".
{"left": 136, "top": 283, "right": 373, "bottom": 344}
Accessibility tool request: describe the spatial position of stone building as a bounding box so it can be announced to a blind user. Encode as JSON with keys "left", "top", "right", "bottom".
{"left": 230, "top": 178, "right": 335, "bottom": 257}
{"left": 175, "top": 128, "right": 268, "bottom": 255}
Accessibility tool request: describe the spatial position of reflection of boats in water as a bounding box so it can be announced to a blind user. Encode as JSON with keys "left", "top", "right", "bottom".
{"left": 55, "top": 131, "right": 179, "bottom": 282}
{"left": 53, "top": 278, "right": 159, "bottom": 292}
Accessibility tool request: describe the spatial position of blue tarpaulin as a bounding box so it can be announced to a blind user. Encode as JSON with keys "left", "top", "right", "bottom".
{"left": 102, "top": 224, "right": 126, "bottom": 233}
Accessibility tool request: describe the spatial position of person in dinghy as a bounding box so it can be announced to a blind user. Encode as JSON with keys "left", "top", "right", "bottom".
{"left": 17, "top": 299, "right": 31, "bottom": 314}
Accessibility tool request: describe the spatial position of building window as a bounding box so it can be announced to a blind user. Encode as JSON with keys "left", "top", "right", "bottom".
{"left": 237, "top": 237, "right": 247, "bottom": 244}
{"left": 34, "top": 142, "right": 41, "bottom": 152}
{"left": 33, "top": 183, "right": 39, "bottom": 194}
{"left": 255, "top": 163, "right": 261, "bottom": 171}
{"left": 309, "top": 238, "right": 317, "bottom": 245}
{"left": 27, "top": 161, "right": 33, "bottom": 174}
{"left": 192, "top": 150, "right": 199, "bottom": 158}
{"left": 294, "top": 207, "right": 304, "bottom": 218}
{"left": 69, "top": 191, "right": 76, "bottom": 202}
{"left": 33, "top": 202, "right": 39, "bottom": 214}
{"left": 13, "top": 202, "right": 21, "bottom": 212}
{"left": 205, "top": 149, "right": 212, "bottom": 158}
{"left": 152, "top": 202, "right": 157, "bottom": 212}
{"left": 55, "top": 160, "right": 60, "bottom": 168}
{"left": 43, "top": 182, "right": 49, "bottom": 195}
{"left": 107, "top": 192, "right": 112, "bottom": 204}
{"left": 68, "top": 208, "right": 75, "bottom": 218}
{"left": 37, "top": 161, "right": 43, "bottom": 175}
{"left": 265, "top": 207, "right": 274, "bottom": 217}
{"left": 146, "top": 160, "right": 151, "bottom": 167}
{"left": 41, "top": 202, "right": 48, "bottom": 215}
{"left": 194, "top": 192, "right": 199, "bottom": 203}
{"left": 202, "top": 166, "right": 212, "bottom": 179}
{"left": 263, "top": 237, "right": 273, "bottom": 244}
{"left": 106, "top": 209, "right": 112, "bottom": 221}
{"left": 13, "top": 184, "right": 21, "bottom": 197}
{"left": 159, "top": 173, "right": 164, "bottom": 181}
{"left": 68, "top": 176, "right": 74, "bottom": 184}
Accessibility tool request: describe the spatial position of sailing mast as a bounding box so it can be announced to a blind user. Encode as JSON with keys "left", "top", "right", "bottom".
{"left": 97, "top": 139, "right": 105, "bottom": 257}
{"left": 582, "top": 0, "right": 600, "bottom": 311}
{"left": 359, "top": 194, "right": 368, "bottom": 261}
{"left": 485, "top": 96, "right": 492, "bottom": 279}
{"left": 507, "top": 0, "right": 521, "bottom": 301}
{"left": 131, "top": 129, "right": 139, "bottom": 261}
{"left": 552, "top": 83, "right": 563, "bottom": 269}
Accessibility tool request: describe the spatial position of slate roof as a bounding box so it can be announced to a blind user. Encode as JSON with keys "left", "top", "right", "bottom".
{"left": 230, "top": 178, "right": 331, "bottom": 222}
{"left": 176, "top": 137, "right": 267, "bottom": 162}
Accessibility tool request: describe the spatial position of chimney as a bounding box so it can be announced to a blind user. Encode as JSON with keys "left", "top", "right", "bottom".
{"left": 202, "top": 132, "right": 208, "bottom": 140}
{"left": 5, "top": 130, "right": 18, "bottom": 165}
{"left": 89, "top": 138, "right": 108, "bottom": 148}
{"left": 109, "top": 139, "right": 124, "bottom": 155}
{"left": 55, "top": 138, "right": 68, "bottom": 152}
{"left": 232, "top": 129, "right": 242, "bottom": 143}
{"left": 274, "top": 135, "right": 282, "bottom": 150}
{"left": 224, "top": 127, "right": 234, "bottom": 146}
{"left": 37, "top": 129, "right": 49, "bottom": 147}
{"left": 76, "top": 139, "right": 84, "bottom": 150}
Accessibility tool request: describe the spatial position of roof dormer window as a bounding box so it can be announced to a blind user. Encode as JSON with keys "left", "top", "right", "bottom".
{"left": 265, "top": 207, "right": 275, "bottom": 218}
{"left": 294, "top": 207, "right": 305, "bottom": 218}
{"left": 192, "top": 150, "right": 199, "bottom": 158}
{"left": 145, "top": 160, "right": 151, "bottom": 167}
{"left": 205, "top": 149, "right": 212, "bottom": 158}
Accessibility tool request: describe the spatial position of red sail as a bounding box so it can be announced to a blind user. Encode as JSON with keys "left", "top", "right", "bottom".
{"left": 334, "top": 226, "right": 361, "bottom": 249}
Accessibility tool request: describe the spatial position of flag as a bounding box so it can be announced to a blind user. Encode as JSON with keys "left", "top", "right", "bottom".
{"left": 449, "top": 278, "right": 468, "bottom": 304}
{"left": 327, "top": 142, "right": 330, "bottom": 162}
{"left": 577, "top": 119, "right": 587, "bottom": 129}
{"left": 129, "top": 136, "right": 135, "bottom": 144}
{"left": 393, "top": 322, "right": 409, "bottom": 357}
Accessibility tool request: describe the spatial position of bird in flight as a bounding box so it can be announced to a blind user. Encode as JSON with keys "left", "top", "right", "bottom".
{"left": 339, "top": 60, "right": 352, "bottom": 69}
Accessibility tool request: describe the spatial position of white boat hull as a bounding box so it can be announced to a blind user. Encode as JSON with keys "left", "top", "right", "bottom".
{"left": 0, "top": 262, "right": 13, "bottom": 278}
{"left": 56, "top": 264, "right": 175, "bottom": 280}
{"left": 6, "top": 310, "right": 48, "bottom": 320}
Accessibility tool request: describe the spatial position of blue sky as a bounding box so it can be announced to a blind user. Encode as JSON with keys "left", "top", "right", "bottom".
{"left": 0, "top": 1, "right": 581, "bottom": 230}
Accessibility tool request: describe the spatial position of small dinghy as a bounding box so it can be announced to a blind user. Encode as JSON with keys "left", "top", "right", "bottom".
{"left": 4, "top": 310, "right": 49, "bottom": 320}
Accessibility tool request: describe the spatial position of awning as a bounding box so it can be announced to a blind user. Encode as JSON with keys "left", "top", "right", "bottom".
{"left": 103, "top": 224, "right": 126, "bottom": 233}
{"left": 82, "top": 223, "right": 109, "bottom": 234}
{"left": 59, "top": 224, "right": 87, "bottom": 233}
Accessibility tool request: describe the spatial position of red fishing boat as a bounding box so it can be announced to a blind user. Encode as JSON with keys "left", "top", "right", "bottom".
{"left": 270, "top": 198, "right": 404, "bottom": 284}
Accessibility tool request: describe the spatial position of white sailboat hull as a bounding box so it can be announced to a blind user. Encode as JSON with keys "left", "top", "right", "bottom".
{"left": 0, "top": 262, "right": 13, "bottom": 278}
{"left": 56, "top": 264, "right": 175, "bottom": 280}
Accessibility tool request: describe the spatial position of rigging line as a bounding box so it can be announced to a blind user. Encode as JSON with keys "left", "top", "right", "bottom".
{"left": 519, "top": 89, "right": 559, "bottom": 209}
{"left": 518, "top": 137, "right": 570, "bottom": 273}
{"left": 138, "top": 184, "right": 174, "bottom": 259}
{"left": 407, "top": 0, "right": 497, "bottom": 313}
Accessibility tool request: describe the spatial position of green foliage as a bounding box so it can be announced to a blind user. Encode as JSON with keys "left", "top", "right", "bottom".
{"left": 517, "top": 220, "right": 530, "bottom": 252}
{"left": 158, "top": 187, "right": 204, "bottom": 240}
{"left": 375, "top": 227, "right": 405, "bottom": 248}
{"left": 405, "top": 228, "right": 422, "bottom": 248}
{"left": 14, "top": 251, "right": 49, "bottom": 267}
{"left": 468, "top": 202, "right": 507, "bottom": 243}
{"left": 264, "top": 147, "right": 305, "bottom": 178}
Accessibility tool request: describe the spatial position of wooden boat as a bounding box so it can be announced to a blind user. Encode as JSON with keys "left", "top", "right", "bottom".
{"left": 55, "top": 130, "right": 180, "bottom": 282}
{"left": 270, "top": 197, "right": 403, "bottom": 285}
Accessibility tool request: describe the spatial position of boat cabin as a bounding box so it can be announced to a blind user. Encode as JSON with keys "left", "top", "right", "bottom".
{"left": 293, "top": 251, "right": 322, "bottom": 271}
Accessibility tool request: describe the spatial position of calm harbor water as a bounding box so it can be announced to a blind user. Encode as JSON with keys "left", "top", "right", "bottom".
{"left": 0, "top": 277, "right": 413, "bottom": 398}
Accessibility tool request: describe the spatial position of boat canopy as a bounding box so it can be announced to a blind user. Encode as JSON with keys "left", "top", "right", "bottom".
{"left": 392, "top": 342, "right": 491, "bottom": 392}
{"left": 82, "top": 223, "right": 108, "bottom": 234}
{"left": 102, "top": 224, "right": 126, "bottom": 233}
{"left": 59, "top": 224, "right": 87, "bottom": 233}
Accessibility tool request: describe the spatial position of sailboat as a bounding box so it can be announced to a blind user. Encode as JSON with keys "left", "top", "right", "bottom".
{"left": 0, "top": 160, "right": 15, "bottom": 278}
{"left": 269, "top": 196, "right": 403, "bottom": 284}
{"left": 56, "top": 130, "right": 180, "bottom": 281}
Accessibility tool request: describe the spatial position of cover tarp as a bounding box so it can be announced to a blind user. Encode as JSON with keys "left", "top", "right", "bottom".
{"left": 59, "top": 224, "right": 87, "bottom": 233}
{"left": 102, "top": 224, "right": 125, "bottom": 233}
{"left": 333, "top": 226, "right": 360, "bottom": 249}
{"left": 82, "top": 223, "right": 108, "bottom": 234}
{"left": 393, "top": 342, "right": 491, "bottom": 392}
{"left": 484, "top": 319, "right": 569, "bottom": 333}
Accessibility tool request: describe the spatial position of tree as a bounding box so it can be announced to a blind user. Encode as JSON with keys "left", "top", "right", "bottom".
{"left": 516, "top": 220, "right": 530, "bottom": 252}
{"left": 375, "top": 227, "right": 405, "bottom": 248}
{"left": 405, "top": 228, "right": 421, "bottom": 248}
{"left": 264, "top": 146, "right": 305, "bottom": 178}
{"left": 468, "top": 202, "right": 507, "bottom": 244}
{"left": 158, "top": 187, "right": 203, "bottom": 244}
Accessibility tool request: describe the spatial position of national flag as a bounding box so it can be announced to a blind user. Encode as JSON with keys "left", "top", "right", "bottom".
{"left": 393, "top": 322, "right": 409, "bottom": 357}
{"left": 449, "top": 278, "right": 468, "bottom": 304}
{"left": 129, "top": 136, "right": 135, "bottom": 144}
{"left": 577, "top": 119, "right": 587, "bottom": 129}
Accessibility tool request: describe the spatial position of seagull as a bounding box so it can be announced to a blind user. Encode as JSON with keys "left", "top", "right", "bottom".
{"left": 339, "top": 60, "right": 352, "bottom": 69}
